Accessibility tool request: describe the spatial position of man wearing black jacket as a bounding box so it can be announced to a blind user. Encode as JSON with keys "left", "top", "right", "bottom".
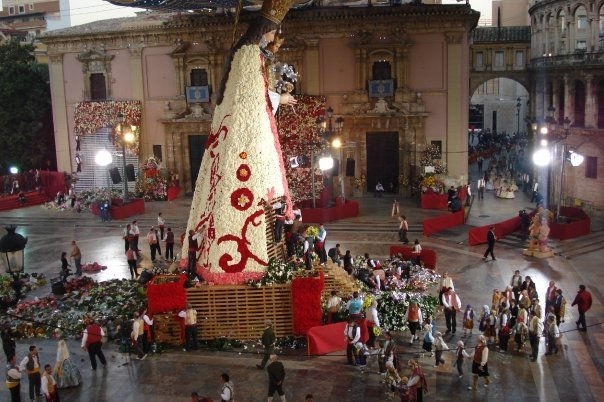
{"left": 483, "top": 226, "right": 496, "bottom": 261}
{"left": 266, "top": 354, "right": 286, "bottom": 402}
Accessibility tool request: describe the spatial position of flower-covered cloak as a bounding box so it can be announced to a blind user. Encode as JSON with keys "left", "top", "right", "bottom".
{"left": 181, "top": 44, "right": 293, "bottom": 284}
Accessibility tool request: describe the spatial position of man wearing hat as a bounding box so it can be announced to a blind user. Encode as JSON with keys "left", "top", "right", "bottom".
{"left": 257, "top": 319, "right": 276, "bottom": 369}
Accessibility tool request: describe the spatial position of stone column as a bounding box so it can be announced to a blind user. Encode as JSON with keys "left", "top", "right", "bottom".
{"left": 585, "top": 74, "right": 596, "bottom": 128}
{"left": 535, "top": 77, "right": 545, "bottom": 121}
{"left": 304, "top": 39, "right": 320, "bottom": 95}
{"left": 564, "top": 74, "right": 573, "bottom": 123}
{"left": 445, "top": 31, "right": 467, "bottom": 180}
{"left": 552, "top": 78, "right": 560, "bottom": 122}
{"left": 129, "top": 47, "right": 147, "bottom": 157}
{"left": 48, "top": 53, "right": 72, "bottom": 172}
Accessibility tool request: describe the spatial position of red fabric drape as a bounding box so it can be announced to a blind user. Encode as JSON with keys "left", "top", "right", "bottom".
{"left": 423, "top": 210, "right": 464, "bottom": 236}
{"left": 550, "top": 207, "right": 591, "bottom": 240}
{"left": 291, "top": 273, "right": 324, "bottom": 335}
{"left": 146, "top": 274, "right": 187, "bottom": 314}
{"left": 299, "top": 200, "right": 359, "bottom": 223}
{"left": 306, "top": 319, "right": 369, "bottom": 355}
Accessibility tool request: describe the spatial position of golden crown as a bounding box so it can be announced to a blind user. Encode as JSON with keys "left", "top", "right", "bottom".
{"left": 261, "top": 0, "right": 294, "bottom": 24}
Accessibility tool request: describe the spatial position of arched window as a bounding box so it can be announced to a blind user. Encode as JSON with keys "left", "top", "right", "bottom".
{"left": 547, "top": 13, "right": 555, "bottom": 53}
{"left": 575, "top": 6, "right": 588, "bottom": 50}
{"left": 574, "top": 79, "right": 586, "bottom": 127}
{"left": 559, "top": 9, "right": 566, "bottom": 37}
{"left": 372, "top": 61, "right": 392, "bottom": 81}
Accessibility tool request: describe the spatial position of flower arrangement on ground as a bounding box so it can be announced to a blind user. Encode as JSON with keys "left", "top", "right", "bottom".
{"left": 419, "top": 175, "right": 445, "bottom": 194}
{"left": 6, "top": 278, "right": 145, "bottom": 339}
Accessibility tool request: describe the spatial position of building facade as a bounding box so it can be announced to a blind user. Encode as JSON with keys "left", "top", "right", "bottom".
{"left": 41, "top": 4, "right": 478, "bottom": 194}
{"left": 0, "top": 0, "right": 70, "bottom": 39}
{"left": 530, "top": 0, "right": 604, "bottom": 214}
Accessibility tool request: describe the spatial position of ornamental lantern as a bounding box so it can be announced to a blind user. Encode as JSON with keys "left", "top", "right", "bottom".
{"left": 0, "top": 226, "right": 28, "bottom": 275}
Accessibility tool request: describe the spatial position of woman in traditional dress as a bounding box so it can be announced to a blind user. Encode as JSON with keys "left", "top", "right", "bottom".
{"left": 54, "top": 340, "right": 81, "bottom": 389}
{"left": 181, "top": 0, "right": 297, "bottom": 284}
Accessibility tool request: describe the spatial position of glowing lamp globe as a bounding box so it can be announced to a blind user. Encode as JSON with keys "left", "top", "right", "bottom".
{"left": 123, "top": 131, "right": 135, "bottom": 143}
{"left": 95, "top": 149, "right": 113, "bottom": 167}
{"left": 569, "top": 151, "right": 585, "bottom": 167}
{"left": 8, "top": 166, "right": 18, "bottom": 174}
{"left": 319, "top": 156, "right": 334, "bottom": 171}
{"left": 539, "top": 126, "right": 548, "bottom": 135}
{"left": 533, "top": 148, "right": 552, "bottom": 167}
{"left": 331, "top": 138, "right": 342, "bottom": 148}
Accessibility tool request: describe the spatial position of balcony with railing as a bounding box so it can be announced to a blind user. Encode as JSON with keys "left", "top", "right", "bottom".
{"left": 531, "top": 50, "right": 604, "bottom": 69}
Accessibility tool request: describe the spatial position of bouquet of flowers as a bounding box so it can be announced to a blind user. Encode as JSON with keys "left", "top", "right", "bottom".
{"left": 305, "top": 226, "right": 319, "bottom": 239}
{"left": 246, "top": 258, "right": 303, "bottom": 287}
{"left": 354, "top": 175, "right": 367, "bottom": 190}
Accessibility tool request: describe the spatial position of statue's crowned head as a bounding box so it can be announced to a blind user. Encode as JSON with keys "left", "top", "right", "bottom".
{"left": 261, "top": 0, "right": 294, "bottom": 24}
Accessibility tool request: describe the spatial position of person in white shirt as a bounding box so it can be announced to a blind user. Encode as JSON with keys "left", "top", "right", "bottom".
{"left": 439, "top": 272, "right": 454, "bottom": 292}
{"left": 442, "top": 287, "right": 462, "bottom": 334}
{"left": 412, "top": 239, "right": 422, "bottom": 265}
{"left": 147, "top": 227, "right": 159, "bottom": 262}
{"left": 477, "top": 178, "right": 485, "bottom": 199}
{"left": 344, "top": 317, "right": 361, "bottom": 365}
{"left": 142, "top": 309, "right": 154, "bottom": 354}
{"left": 179, "top": 303, "right": 198, "bottom": 351}
{"left": 220, "top": 373, "right": 234, "bottom": 402}
{"left": 157, "top": 212, "right": 165, "bottom": 240}
{"left": 326, "top": 291, "right": 341, "bottom": 324}
{"left": 316, "top": 224, "right": 327, "bottom": 265}
{"left": 465, "top": 182, "right": 472, "bottom": 206}
{"left": 40, "top": 364, "right": 59, "bottom": 401}
{"left": 530, "top": 181, "right": 539, "bottom": 202}
{"left": 469, "top": 335, "right": 490, "bottom": 390}
{"left": 6, "top": 355, "right": 21, "bottom": 402}
{"left": 131, "top": 220, "right": 140, "bottom": 250}
{"left": 365, "top": 300, "right": 380, "bottom": 348}
{"left": 20, "top": 345, "right": 41, "bottom": 401}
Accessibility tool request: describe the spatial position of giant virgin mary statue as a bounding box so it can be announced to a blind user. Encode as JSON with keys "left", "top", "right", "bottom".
{"left": 181, "top": 0, "right": 297, "bottom": 284}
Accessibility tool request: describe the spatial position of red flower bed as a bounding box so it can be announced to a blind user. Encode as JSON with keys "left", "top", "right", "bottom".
{"left": 291, "top": 272, "right": 324, "bottom": 335}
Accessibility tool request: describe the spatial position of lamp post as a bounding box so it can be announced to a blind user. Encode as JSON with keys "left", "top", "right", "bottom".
{"left": 516, "top": 97, "right": 521, "bottom": 134}
{"left": 116, "top": 113, "right": 135, "bottom": 204}
{"left": 95, "top": 149, "right": 113, "bottom": 194}
{"left": 0, "top": 226, "right": 28, "bottom": 305}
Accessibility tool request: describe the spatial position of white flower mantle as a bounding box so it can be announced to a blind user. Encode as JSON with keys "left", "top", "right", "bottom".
{"left": 181, "top": 44, "right": 292, "bottom": 285}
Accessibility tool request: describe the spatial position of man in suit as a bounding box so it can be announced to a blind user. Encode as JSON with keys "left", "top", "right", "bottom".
{"left": 483, "top": 226, "right": 496, "bottom": 261}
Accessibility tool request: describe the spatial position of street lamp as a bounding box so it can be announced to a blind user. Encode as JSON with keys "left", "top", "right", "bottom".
{"left": 0, "top": 226, "right": 28, "bottom": 304}
{"left": 95, "top": 148, "right": 113, "bottom": 196}
{"left": 532, "top": 148, "right": 552, "bottom": 167}
{"left": 319, "top": 156, "right": 334, "bottom": 171}
{"left": 116, "top": 113, "right": 133, "bottom": 204}
{"left": 516, "top": 97, "right": 521, "bottom": 134}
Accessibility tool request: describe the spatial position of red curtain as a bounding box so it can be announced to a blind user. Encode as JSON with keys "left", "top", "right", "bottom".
{"left": 291, "top": 272, "right": 324, "bottom": 335}
{"left": 307, "top": 319, "right": 369, "bottom": 355}
{"left": 300, "top": 200, "right": 359, "bottom": 223}
{"left": 146, "top": 274, "right": 187, "bottom": 314}
{"left": 423, "top": 210, "right": 464, "bottom": 236}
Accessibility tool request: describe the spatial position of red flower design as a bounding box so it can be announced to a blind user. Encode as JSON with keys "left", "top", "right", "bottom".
{"left": 230, "top": 188, "right": 254, "bottom": 211}
{"left": 236, "top": 164, "right": 251, "bottom": 182}
{"left": 217, "top": 208, "right": 268, "bottom": 273}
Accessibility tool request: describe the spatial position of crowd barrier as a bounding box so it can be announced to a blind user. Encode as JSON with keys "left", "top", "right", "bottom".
{"left": 550, "top": 207, "right": 591, "bottom": 240}
{"left": 423, "top": 210, "right": 464, "bottom": 236}
{"left": 301, "top": 199, "right": 359, "bottom": 223}
{"left": 421, "top": 186, "right": 468, "bottom": 209}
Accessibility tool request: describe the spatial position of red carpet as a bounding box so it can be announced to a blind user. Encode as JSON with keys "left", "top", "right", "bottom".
{"left": 0, "top": 192, "right": 48, "bottom": 211}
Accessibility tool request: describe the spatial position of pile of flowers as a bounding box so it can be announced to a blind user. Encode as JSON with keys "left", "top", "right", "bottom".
{"left": 0, "top": 273, "right": 47, "bottom": 306}
{"left": 419, "top": 175, "right": 445, "bottom": 194}
{"left": 71, "top": 188, "right": 136, "bottom": 209}
{"left": 354, "top": 174, "right": 367, "bottom": 190}
{"left": 247, "top": 258, "right": 305, "bottom": 287}
{"left": 6, "top": 278, "right": 146, "bottom": 339}
{"left": 340, "top": 255, "right": 439, "bottom": 331}
{"left": 134, "top": 156, "right": 170, "bottom": 201}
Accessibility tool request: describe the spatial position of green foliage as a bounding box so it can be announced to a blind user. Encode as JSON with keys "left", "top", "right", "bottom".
{"left": 0, "top": 40, "right": 52, "bottom": 171}
{"left": 246, "top": 258, "right": 302, "bottom": 287}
